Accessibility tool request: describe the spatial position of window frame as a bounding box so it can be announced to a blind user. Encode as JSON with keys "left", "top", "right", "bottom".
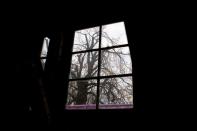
{"left": 66, "top": 22, "right": 133, "bottom": 110}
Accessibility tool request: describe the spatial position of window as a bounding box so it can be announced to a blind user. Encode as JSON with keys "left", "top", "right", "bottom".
{"left": 40, "top": 37, "right": 50, "bottom": 70}
{"left": 66, "top": 22, "right": 133, "bottom": 110}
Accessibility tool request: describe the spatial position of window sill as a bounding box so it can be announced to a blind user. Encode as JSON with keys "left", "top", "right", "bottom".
{"left": 65, "top": 104, "right": 133, "bottom": 110}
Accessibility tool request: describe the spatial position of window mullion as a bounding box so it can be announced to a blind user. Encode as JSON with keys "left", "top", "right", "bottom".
{"left": 71, "top": 44, "right": 129, "bottom": 54}
{"left": 96, "top": 26, "right": 102, "bottom": 109}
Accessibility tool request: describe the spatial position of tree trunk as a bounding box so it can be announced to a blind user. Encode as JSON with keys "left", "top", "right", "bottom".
{"left": 76, "top": 81, "right": 88, "bottom": 104}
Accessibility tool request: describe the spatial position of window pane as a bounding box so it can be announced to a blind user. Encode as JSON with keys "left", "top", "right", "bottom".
{"left": 66, "top": 80, "right": 97, "bottom": 110}
{"left": 73, "top": 27, "right": 100, "bottom": 52}
{"left": 69, "top": 51, "right": 98, "bottom": 79}
{"left": 99, "top": 77, "right": 133, "bottom": 109}
{"left": 41, "top": 37, "right": 50, "bottom": 57}
{"left": 101, "top": 22, "right": 128, "bottom": 48}
{"left": 101, "top": 47, "right": 132, "bottom": 76}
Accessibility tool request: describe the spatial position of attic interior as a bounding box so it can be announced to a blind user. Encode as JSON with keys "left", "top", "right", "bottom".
{"left": 14, "top": 15, "right": 143, "bottom": 129}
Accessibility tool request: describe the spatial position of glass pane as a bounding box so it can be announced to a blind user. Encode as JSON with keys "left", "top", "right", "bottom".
{"left": 66, "top": 79, "right": 97, "bottom": 110}
{"left": 69, "top": 51, "right": 98, "bottom": 79}
{"left": 101, "top": 22, "right": 128, "bottom": 48}
{"left": 73, "top": 27, "right": 100, "bottom": 52}
{"left": 99, "top": 77, "right": 133, "bottom": 109}
{"left": 101, "top": 47, "right": 132, "bottom": 76}
{"left": 41, "top": 37, "right": 50, "bottom": 57}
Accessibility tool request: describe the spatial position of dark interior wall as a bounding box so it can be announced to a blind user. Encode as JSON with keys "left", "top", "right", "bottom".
{"left": 7, "top": 4, "right": 193, "bottom": 129}
{"left": 14, "top": 32, "right": 48, "bottom": 128}
{"left": 13, "top": 15, "right": 141, "bottom": 129}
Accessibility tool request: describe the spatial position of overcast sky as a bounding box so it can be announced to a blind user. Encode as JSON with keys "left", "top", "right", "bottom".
{"left": 72, "top": 22, "right": 132, "bottom": 76}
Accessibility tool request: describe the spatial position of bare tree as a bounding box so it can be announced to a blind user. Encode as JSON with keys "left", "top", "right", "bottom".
{"left": 67, "top": 24, "right": 132, "bottom": 106}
